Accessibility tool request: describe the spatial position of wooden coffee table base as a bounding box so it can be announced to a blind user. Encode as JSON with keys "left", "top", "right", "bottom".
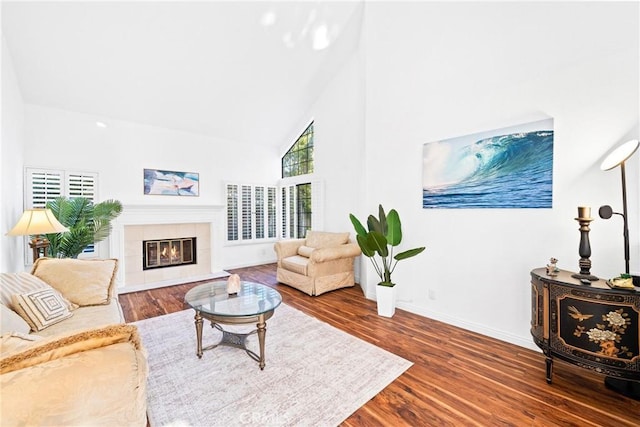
{"left": 193, "top": 310, "right": 274, "bottom": 370}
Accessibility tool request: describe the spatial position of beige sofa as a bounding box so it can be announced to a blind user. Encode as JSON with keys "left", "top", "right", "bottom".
{"left": 274, "top": 231, "right": 361, "bottom": 296}
{"left": 0, "top": 258, "right": 148, "bottom": 426}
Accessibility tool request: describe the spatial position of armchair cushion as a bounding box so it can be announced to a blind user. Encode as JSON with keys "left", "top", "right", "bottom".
{"left": 281, "top": 256, "right": 309, "bottom": 276}
{"left": 306, "top": 231, "right": 350, "bottom": 248}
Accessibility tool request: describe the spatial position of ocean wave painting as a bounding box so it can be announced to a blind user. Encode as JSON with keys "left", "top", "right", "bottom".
{"left": 423, "top": 119, "right": 553, "bottom": 208}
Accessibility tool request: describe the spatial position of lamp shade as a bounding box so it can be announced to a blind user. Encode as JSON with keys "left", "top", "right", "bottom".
{"left": 6, "top": 209, "right": 69, "bottom": 236}
{"left": 600, "top": 139, "right": 639, "bottom": 171}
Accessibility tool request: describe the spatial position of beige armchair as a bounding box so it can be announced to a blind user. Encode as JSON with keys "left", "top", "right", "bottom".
{"left": 274, "top": 231, "right": 361, "bottom": 296}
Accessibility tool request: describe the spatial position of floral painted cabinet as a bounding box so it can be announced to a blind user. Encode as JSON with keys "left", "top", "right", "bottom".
{"left": 530, "top": 268, "right": 640, "bottom": 384}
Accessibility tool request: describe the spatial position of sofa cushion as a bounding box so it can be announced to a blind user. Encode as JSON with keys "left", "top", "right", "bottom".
{"left": 31, "top": 258, "right": 118, "bottom": 306}
{"left": 0, "top": 333, "right": 43, "bottom": 357}
{"left": 0, "top": 272, "right": 77, "bottom": 311}
{"left": 36, "top": 299, "right": 125, "bottom": 338}
{"left": 297, "top": 245, "right": 315, "bottom": 258}
{"left": 11, "top": 289, "right": 73, "bottom": 332}
{"left": 305, "top": 231, "right": 350, "bottom": 249}
{"left": 1, "top": 305, "right": 31, "bottom": 335}
{"left": 281, "top": 255, "right": 309, "bottom": 276}
{"left": 0, "top": 324, "right": 143, "bottom": 375}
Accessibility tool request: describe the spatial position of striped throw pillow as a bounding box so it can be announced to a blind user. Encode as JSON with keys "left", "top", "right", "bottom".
{"left": 11, "top": 289, "right": 73, "bottom": 331}
{"left": 0, "top": 272, "right": 77, "bottom": 311}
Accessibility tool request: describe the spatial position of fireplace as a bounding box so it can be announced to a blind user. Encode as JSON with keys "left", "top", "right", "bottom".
{"left": 109, "top": 204, "right": 226, "bottom": 291}
{"left": 143, "top": 237, "right": 197, "bottom": 270}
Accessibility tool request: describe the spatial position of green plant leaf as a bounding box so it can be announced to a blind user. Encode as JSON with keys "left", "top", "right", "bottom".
{"left": 367, "top": 231, "right": 389, "bottom": 257}
{"left": 349, "top": 214, "right": 368, "bottom": 238}
{"left": 45, "top": 197, "right": 122, "bottom": 258}
{"left": 395, "top": 247, "right": 426, "bottom": 260}
{"left": 386, "top": 209, "right": 402, "bottom": 246}
{"left": 367, "top": 215, "right": 382, "bottom": 234}
{"left": 378, "top": 204, "right": 387, "bottom": 235}
{"left": 356, "top": 234, "right": 376, "bottom": 257}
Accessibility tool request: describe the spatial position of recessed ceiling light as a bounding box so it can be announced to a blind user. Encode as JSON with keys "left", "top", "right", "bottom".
{"left": 312, "top": 24, "right": 330, "bottom": 50}
{"left": 260, "top": 11, "right": 276, "bottom": 27}
{"left": 95, "top": 121, "right": 107, "bottom": 128}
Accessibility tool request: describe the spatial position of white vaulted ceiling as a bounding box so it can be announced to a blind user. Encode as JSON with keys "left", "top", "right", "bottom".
{"left": 1, "top": 1, "right": 363, "bottom": 147}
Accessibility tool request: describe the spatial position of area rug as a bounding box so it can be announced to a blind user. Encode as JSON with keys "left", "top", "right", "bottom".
{"left": 133, "top": 303, "right": 412, "bottom": 426}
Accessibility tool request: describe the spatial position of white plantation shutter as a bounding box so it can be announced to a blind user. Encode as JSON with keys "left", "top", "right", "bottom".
{"left": 26, "top": 168, "right": 98, "bottom": 208}
{"left": 255, "top": 186, "right": 265, "bottom": 239}
{"left": 267, "top": 187, "right": 277, "bottom": 239}
{"left": 241, "top": 185, "right": 252, "bottom": 240}
{"left": 27, "top": 169, "right": 64, "bottom": 208}
{"left": 67, "top": 173, "right": 96, "bottom": 199}
{"left": 24, "top": 168, "right": 99, "bottom": 260}
{"left": 226, "top": 184, "right": 239, "bottom": 241}
{"left": 226, "top": 183, "right": 277, "bottom": 242}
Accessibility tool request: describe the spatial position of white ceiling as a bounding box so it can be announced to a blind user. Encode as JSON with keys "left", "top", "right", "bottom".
{"left": 1, "top": 1, "right": 363, "bottom": 148}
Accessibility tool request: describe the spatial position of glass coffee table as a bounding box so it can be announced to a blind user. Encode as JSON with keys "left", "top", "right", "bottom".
{"left": 184, "top": 280, "right": 282, "bottom": 370}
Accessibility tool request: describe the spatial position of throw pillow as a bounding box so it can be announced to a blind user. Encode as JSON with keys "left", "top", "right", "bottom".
{"left": 297, "top": 245, "right": 315, "bottom": 258}
{"left": 0, "top": 272, "right": 77, "bottom": 311}
{"left": 31, "top": 258, "right": 118, "bottom": 306}
{"left": 0, "top": 305, "right": 31, "bottom": 335}
{"left": 11, "top": 289, "right": 73, "bottom": 332}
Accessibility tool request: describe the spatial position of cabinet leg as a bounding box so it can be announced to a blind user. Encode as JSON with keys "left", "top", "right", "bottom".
{"left": 545, "top": 356, "right": 553, "bottom": 384}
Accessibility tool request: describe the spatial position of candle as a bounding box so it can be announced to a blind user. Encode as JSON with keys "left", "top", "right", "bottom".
{"left": 578, "top": 206, "right": 591, "bottom": 219}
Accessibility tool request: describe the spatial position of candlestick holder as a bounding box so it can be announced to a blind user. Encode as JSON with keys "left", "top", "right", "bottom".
{"left": 571, "top": 214, "right": 599, "bottom": 282}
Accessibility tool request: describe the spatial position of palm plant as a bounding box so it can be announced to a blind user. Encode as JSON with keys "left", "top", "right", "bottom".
{"left": 349, "top": 205, "right": 425, "bottom": 287}
{"left": 44, "top": 197, "right": 123, "bottom": 258}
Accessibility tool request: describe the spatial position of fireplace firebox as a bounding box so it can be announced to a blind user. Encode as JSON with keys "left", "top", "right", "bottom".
{"left": 143, "top": 237, "right": 197, "bottom": 270}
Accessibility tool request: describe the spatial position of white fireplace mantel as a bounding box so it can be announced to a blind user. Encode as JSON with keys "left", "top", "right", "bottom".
{"left": 109, "top": 204, "right": 226, "bottom": 291}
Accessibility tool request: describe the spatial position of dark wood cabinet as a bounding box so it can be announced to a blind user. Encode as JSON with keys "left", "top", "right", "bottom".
{"left": 530, "top": 268, "right": 639, "bottom": 397}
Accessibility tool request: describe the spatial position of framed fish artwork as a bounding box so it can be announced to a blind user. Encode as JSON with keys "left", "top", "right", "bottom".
{"left": 144, "top": 169, "right": 200, "bottom": 196}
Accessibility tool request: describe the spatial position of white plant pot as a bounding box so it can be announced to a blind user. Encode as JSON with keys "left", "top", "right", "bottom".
{"left": 376, "top": 284, "right": 397, "bottom": 317}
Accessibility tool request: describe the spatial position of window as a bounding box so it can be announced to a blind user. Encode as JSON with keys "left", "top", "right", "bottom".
{"left": 24, "top": 167, "right": 98, "bottom": 259}
{"left": 280, "top": 182, "right": 317, "bottom": 239}
{"left": 282, "top": 122, "right": 314, "bottom": 178}
{"left": 280, "top": 122, "right": 315, "bottom": 238}
{"left": 27, "top": 168, "right": 97, "bottom": 208}
{"left": 226, "top": 183, "right": 277, "bottom": 242}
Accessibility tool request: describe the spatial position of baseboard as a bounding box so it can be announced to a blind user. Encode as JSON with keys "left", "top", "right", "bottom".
{"left": 360, "top": 294, "right": 539, "bottom": 352}
{"left": 116, "top": 270, "right": 230, "bottom": 294}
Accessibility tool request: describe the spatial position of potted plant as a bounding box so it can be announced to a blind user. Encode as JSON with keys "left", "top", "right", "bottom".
{"left": 349, "top": 205, "right": 425, "bottom": 317}
{"left": 44, "top": 197, "right": 123, "bottom": 258}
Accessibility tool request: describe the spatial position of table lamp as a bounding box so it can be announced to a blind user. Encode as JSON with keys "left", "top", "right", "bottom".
{"left": 598, "top": 139, "right": 639, "bottom": 275}
{"left": 6, "top": 208, "right": 69, "bottom": 260}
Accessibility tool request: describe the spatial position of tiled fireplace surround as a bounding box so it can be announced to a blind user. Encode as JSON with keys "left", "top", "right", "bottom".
{"left": 109, "top": 205, "right": 227, "bottom": 293}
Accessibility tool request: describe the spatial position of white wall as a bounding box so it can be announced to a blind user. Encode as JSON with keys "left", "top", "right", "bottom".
{"left": 1, "top": 36, "right": 25, "bottom": 272}
{"left": 360, "top": 2, "right": 639, "bottom": 349}
{"left": 21, "top": 105, "right": 281, "bottom": 269}
{"left": 284, "top": 48, "right": 366, "bottom": 234}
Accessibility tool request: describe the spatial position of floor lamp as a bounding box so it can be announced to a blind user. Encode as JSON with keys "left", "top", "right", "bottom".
{"left": 597, "top": 138, "right": 639, "bottom": 400}
{"left": 6, "top": 208, "right": 69, "bottom": 260}
{"left": 598, "top": 139, "right": 639, "bottom": 275}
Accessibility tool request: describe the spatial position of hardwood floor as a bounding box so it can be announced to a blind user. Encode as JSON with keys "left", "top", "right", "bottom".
{"left": 119, "top": 264, "right": 639, "bottom": 426}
